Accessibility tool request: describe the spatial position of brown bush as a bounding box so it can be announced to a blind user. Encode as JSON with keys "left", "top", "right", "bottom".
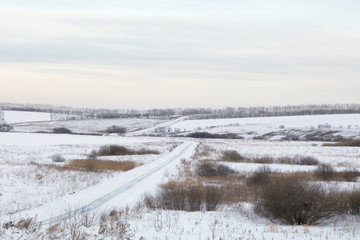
{"left": 195, "top": 162, "right": 238, "bottom": 177}
{"left": 255, "top": 177, "right": 340, "bottom": 225}
{"left": 221, "top": 150, "right": 245, "bottom": 162}
{"left": 314, "top": 164, "right": 335, "bottom": 180}
{"left": 97, "top": 145, "right": 159, "bottom": 156}
{"left": 294, "top": 156, "right": 319, "bottom": 165}
{"left": 345, "top": 190, "right": 360, "bottom": 215}
{"left": 144, "top": 181, "right": 222, "bottom": 211}
{"left": 247, "top": 166, "right": 271, "bottom": 186}
{"left": 68, "top": 159, "right": 137, "bottom": 172}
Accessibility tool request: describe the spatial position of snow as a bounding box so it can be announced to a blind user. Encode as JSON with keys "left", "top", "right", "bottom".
{"left": 8, "top": 142, "right": 196, "bottom": 225}
{"left": 171, "top": 114, "right": 360, "bottom": 132}
{"left": 1, "top": 113, "right": 360, "bottom": 239}
{"left": 11, "top": 118, "right": 166, "bottom": 134}
{"left": 168, "top": 114, "right": 360, "bottom": 140}
{"left": 3, "top": 110, "right": 52, "bottom": 123}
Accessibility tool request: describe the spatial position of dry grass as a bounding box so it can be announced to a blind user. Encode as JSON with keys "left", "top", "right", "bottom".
{"left": 31, "top": 159, "right": 138, "bottom": 173}
{"left": 220, "top": 153, "right": 319, "bottom": 166}
{"left": 221, "top": 150, "right": 245, "bottom": 162}
{"left": 67, "top": 159, "right": 137, "bottom": 172}
{"left": 323, "top": 140, "right": 360, "bottom": 147}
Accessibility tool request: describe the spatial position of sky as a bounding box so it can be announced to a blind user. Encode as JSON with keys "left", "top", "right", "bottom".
{"left": 0, "top": 0, "right": 359, "bottom": 109}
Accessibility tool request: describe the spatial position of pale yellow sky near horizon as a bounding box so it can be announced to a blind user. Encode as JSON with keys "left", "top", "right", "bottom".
{"left": 1, "top": 0, "right": 359, "bottom": 109}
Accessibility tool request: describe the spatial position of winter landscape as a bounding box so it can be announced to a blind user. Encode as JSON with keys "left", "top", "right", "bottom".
{"left": 1, "top": 0, "right": 360, "bottom": 239}
{"left": 1, "top": 107, "right": 360, "bottom": 239}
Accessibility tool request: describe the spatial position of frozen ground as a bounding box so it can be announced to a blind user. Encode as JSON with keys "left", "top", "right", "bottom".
{"left": 1, "top": 112, "right": 360, "bottom": 239}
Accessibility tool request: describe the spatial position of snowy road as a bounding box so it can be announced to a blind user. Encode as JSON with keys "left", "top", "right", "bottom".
{"left": 10, "top": 141, "right": 197, "bottom": 225}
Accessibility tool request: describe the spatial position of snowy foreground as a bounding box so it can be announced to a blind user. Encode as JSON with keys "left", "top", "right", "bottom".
{"left": 1, "top": 113, "right": 360, "bottom": 239}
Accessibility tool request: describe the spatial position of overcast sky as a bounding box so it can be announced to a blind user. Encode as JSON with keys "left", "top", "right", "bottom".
{"left": 1, "top": 0, "right": 359, "bottom": 109}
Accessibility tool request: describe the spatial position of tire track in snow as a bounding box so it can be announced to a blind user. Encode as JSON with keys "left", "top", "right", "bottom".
{"left": 39, "top": 141, "right": 195, "bottom": 225}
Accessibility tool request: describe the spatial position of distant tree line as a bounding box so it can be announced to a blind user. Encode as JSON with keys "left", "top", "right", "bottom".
{"left": 1, "top": 102, "right": 359, "bottom": 120}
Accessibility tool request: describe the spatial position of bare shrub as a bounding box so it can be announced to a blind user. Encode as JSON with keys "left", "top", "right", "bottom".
{"left": 145, "top": 182, "right": 222, "bottom": 211}
{"left": 0, "top": 123, "right": 14, "bottom": 132}
{"left": 294, "top": 156, "right": 319, "bottom": 165}
{"left": 221, "top": 150, "right": 245, "bottom": 162}
{"left": 98, "top": 145, "right": 130, "bottom": 156}
{"left": 314, "top": 164, "right": 335, "bottom": 180}
{"left": 98, "top": 209, "right": 134, "bottom": 240}
{"left": 255, "top": 178, "right": 340, "bottom": 225}
{"left": 63, "top": 206, "right": 88, "bottom": 240}
{"left": 106, "top": 125, "right": 127, "bottom": 134}
{"left": 53, "top": 127, "right": 72, "bottom": 134}
{"left": 247, "top": 166, "right": 271, "bottom": 186}
{"left": 97, "top": 145, "right": 159, "bottom": 156}
{"left": 195, "top": 162, "right": 237, "bottom": 177}
{"left": 136, "top": 148, "right": 160, "bottom": 155}
{"left": 195, "top": 162, "right": 216, "bottom": 177}
{"left": 88, "top": 149, "right": 98, "bottom": 160}
{"left": 346, "top": 190, "right": 360, "bottom": 215}
{"left": 68, "top": 159, "right": 137, "bottom": 172}
{"left": 52, "top": 154, "right": 66, "bottom": 163}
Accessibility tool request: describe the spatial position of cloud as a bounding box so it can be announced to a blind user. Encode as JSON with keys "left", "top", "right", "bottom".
{"left": 0, "top": 1, "right": 359, "bottom": 108}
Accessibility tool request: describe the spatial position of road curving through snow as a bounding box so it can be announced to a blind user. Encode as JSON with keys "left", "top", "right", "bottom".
{"left": 9, "top": 141, "right": 197, "bottom": 225}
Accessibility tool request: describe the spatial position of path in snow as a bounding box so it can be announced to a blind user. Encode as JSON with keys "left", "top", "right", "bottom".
{"left": 15, "top": 141, "right": 196, "bottom": 225}
{"left": 126, "top": 116, "right": 189, "bottom": 136}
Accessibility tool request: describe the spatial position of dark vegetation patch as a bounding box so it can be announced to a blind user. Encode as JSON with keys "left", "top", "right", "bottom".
{"left": 105, "top": 125, "right": 127, "bottom": 134}
{"left": 221, "top": 150, "right": 245, "bottom": 162}
{"left": 246, "top": 166, "right": 271, "bottom": 186}
{"left": 195, "top": 162, "right": 238, "bottom": 177}
{"left": 187, "top": 132, "right": 242, "bottom": 139}
{"left": 220, "top": 150, "right": 319, "bottom": 166}
{"left": 0, "top": 123, "right": 14, "bottom": 132}
{"left": 254, "top": 177, "right": 341, "bottom": 225}
{"left": 144, "top": 181, "right": 223, "bottom": 211}
{"left": 53, "top": 127, "right": 72, "bottom": 134}
{"left": 323, "top": 140, "right": 360, "bottom": 147}
{"left": 95, "top": 145, "right": 160, "bottom": 157}
{"left": 51, "top": 154, "right": 66, "bottom": 163}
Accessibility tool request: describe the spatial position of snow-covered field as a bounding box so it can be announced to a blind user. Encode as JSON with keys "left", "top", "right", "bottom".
{"left": 10, "top": 117, "right": 166, "bottom": 134}
{"left": 2, "top": 110, "right": 52, "bottom": 123}
{"left": 1, "top": 112, "right": 360, "bottom": 239}
{"left": 168, "top": 114, "right": 360, "bottom": 140}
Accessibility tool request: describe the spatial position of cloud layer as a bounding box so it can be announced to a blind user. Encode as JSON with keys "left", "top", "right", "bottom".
{"left": 1, "top": 0, "right": 359, "bottom": 108}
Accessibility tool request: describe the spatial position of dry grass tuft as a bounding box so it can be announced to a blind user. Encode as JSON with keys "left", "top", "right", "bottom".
{"left": 221, "top": 150, "right": 245, "bottom": 162}
{"left": 68, "top": 159, "right": 137, "bottom": 172}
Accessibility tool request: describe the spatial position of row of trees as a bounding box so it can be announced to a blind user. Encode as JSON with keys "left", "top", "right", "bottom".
{"left": 1, "top": 102, "right": 359, "bottom": 120}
